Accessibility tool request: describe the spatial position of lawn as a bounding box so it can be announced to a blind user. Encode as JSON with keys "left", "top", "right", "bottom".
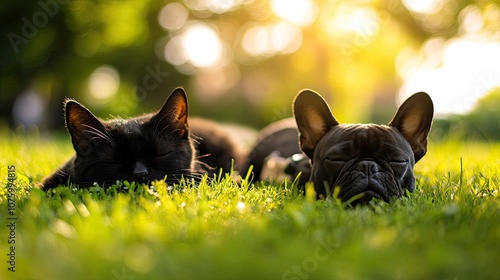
{"left": 0, "top": 130, "right": 499, "bottom": 280}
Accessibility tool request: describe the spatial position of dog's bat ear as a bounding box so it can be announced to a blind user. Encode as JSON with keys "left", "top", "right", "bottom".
{"left": 293, "top": 89, "right": 339, "bottom": 158}
{"left": 389, "top": 92, "right": 434, "bottom": 162}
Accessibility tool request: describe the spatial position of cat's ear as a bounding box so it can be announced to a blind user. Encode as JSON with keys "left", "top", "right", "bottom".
{"left": 153, "top": 87, "right": 189, "bottom": 138}
{"left": 293, "top": 89, "right": 339, "bottom": 158}
{"left": 64, "top": 99, "right": 109, "bottom": 155}
{"left": 388, "top": 92, "right": 434, "bottom": 162}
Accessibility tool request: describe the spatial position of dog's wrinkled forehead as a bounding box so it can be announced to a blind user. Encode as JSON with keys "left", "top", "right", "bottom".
{"left": 315, "top": 124, "right": 414, "bottom": 161}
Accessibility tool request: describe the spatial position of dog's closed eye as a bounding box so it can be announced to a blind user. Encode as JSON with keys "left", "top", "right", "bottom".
{"left": 389, "top": 159, "right": 408, "bottom": 163}
{"left": 324, "top": 158, "right": 346, "bottom": 180}
{"left": 325, "top": 158, "right": 347, "bottom": 163}
{"left": 388, "top": 160, "right": 409, "bottom": 178}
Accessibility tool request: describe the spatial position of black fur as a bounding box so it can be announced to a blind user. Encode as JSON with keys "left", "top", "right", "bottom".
{"left": 41, "top": 88, "right": 241, "bottom": 189}
{"left": 241, "top": 118, "right": 310, "bottom": 186}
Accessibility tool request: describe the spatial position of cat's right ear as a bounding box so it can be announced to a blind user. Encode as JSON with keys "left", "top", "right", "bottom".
{"left": 64, "top": 99, "right": 108, "bottom": 155}
{"left": 153, "top": 87, "right": 189, "bottom": 138}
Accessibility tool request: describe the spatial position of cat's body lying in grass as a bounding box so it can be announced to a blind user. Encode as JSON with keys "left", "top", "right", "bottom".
{"left": 41, "top": 88, "right": 242, "bottom": 189}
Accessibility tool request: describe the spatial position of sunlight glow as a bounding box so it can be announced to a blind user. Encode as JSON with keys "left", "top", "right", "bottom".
{"left": 88, "top": 65, "right": 120, "bottom": 100}
{"left": 271, "top": 0, "right": 317, "bottom": 27}
{"left": 401, "top": 0, "right": 445, "bottom": 14}
{"left": 397, "top": 37, "right": 500, "bottom": 115}
{"left": 182, "top": 23, "right": 223, "bottom": 68}
{"left": 398, "top": 4, "right": 500, "bottom": 115}
{"left": 322, "top": 4, "right": 380, "bottom": 37}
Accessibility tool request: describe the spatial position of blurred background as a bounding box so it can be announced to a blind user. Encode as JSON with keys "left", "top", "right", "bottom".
{"left": 0, "top": 0, "right": 499, "bottom": 140}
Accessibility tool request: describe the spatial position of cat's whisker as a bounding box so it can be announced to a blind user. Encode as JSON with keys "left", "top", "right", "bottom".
{"left": 190, "top": 133, "right": 201, "bottom": 145}
{"left": 152, "top": 114, "right": 176, "bottom": 141}
{"left": 195, "top": 153, "right": 211, "bottom": 160}
{"left": 159, "top": 169, "right": 206, "bottom": 183}
{"left": 82, "top": 124, "right": 116, "bottom": 147}
{"left": 156, "top": 124, "right": 176, "bottom": 140}
{"left": 54, "top": 168, "right": 68, "bottom": 176}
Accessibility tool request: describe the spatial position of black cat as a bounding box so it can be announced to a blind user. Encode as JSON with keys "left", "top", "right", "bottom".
{"left": 41, "top": 88, "right": 241, "bottom": 189}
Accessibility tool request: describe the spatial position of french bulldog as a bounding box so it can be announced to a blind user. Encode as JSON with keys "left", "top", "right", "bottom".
{"left": 294, "top": 89, "right": 434, "bottom": 204}
{"left": 244, "top": 89, "right": 433, "bottom": 205}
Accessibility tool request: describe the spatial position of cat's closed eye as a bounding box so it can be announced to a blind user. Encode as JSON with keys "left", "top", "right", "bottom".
{"left": 154, "top": 151, "right": 175, "bottom": 162}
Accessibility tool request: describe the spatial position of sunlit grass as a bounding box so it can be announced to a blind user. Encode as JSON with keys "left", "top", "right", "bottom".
{"left": 0, "top": 132, "right": 499, "bottom": 279}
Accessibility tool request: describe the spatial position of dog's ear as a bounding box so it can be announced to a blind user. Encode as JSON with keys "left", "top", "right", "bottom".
{"left": 293, "top": 89, "right": 339, "bottom": 158}
{"left": 389, "top": 92, "right": 434, "bottom": 162}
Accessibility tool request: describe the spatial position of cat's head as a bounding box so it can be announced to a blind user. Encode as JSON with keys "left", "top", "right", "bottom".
{"left": 65, "top": 87, "right": 195, "bottom": 187}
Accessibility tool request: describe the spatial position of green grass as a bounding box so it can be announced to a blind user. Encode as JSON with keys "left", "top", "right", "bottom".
{"left": 1, "top": 131, "right": 499, "bottom": 280}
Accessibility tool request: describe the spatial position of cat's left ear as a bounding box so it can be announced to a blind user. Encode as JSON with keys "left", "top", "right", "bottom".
{"left": 65, "top": 99, "right": 109, "bottom": 155}
{"left": 153, "top": 87, "right": 189, "bottom": 138}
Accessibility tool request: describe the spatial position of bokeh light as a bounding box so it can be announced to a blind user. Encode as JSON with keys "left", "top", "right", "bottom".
{"left": 241, "top": 21, "right": 302, "bottom": 57}
{"left": 271, "top": 0, "right": 317, "bottom": 27}
{"left": 158, "top": 2, "right": 189, "bottom": 31}
{"left": 164, "top": 36, "right": 187, "bottom": 66}
{"left": 321, "top": 3, "right": 380, "bottom": 37}
{"left": 3, "top": 0, "right": 500, "bottom": 133}
{"left": 87, "top": 65, "right": 120, "bottom": 103}
{"left": 164, "top": 22, "right": 224, "bottom": 70}
{"left": 401, "top": 0, "right": 445, "bottom": 14}
{"left": 184, "top": 0, "right": 253, "bottom": 14}
{"left": 182, "top": 23, "right": 223, "bottom": 68}
{"left": 12, "top": 91, "right": 45, "bottom": 126}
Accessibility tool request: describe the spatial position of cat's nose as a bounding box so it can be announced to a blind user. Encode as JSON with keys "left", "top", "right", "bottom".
{"left": 133, "top": 161, "right": 149, "bottom": 180}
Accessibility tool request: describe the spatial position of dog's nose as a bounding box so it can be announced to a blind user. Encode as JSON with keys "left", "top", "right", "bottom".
{"left": 355, "top": 161, "right": 379, "bottom": 176}
{"left": 133, "top": 161, "right": 149, "bottom": 180}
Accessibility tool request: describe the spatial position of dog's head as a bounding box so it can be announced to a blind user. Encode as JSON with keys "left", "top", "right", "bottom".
{"left": 293, "top": 89, "right": 433, "bottom": 204}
